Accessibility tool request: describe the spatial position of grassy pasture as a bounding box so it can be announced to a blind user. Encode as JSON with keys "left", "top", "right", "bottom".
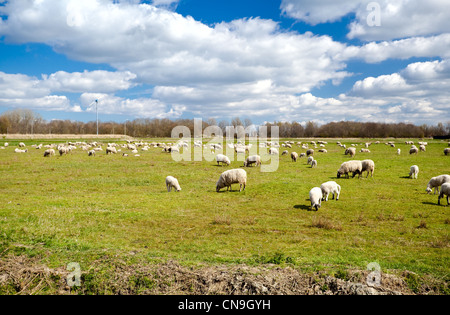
{"left": 0, "top": 137, "right": 449, "bottom": 293}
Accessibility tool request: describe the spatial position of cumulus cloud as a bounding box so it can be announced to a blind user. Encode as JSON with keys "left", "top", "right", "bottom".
{"left": 40, "top": 70, "right": 137, "bottom": 93}
{"left": 281, "top": 0, "right": 450, "bottom": 41}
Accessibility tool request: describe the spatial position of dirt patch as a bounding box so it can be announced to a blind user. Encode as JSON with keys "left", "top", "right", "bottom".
{"left": 0, "top": 255, "right": 445, "bottom": 295}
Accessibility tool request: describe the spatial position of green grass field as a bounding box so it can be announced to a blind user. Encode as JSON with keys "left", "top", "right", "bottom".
{"left": 0, "top": 137, "right": 449, "bottom": 294}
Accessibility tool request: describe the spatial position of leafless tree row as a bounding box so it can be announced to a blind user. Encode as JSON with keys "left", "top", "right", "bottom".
{"left": 0, "top": 109, "right": 448, "bottom": 138}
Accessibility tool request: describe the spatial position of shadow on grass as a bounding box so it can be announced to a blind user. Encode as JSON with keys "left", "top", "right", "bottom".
{"left": 421, "top": 201, "right": 441, "bottom": 206}
{"left": 400, "top": 176, "right": 412, "bottom": 179}
{"left": 294, "top": 204, "right": 312, "bottom": 211}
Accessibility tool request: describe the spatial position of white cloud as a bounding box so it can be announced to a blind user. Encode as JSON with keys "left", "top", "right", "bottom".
{"left": 280, "top": 0, "right": 361, "bottom": 25}
{"left": 40, "top": 70, "right": 137, "bottom": 93}
{"left": 281, "top": 0, "right": 450, "bottom": 41}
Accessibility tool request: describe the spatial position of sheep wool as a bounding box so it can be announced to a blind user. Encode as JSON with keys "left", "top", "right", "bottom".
{"left": 216, "top": 169, "right": 247, "bottom": 192}
{"left": 438, "top": 183, "right": 450, "bottom": 206}
{"left": 166, "top": 176, "right": 181, "bottom": 192}
{"left": 291, "top": 152, "right": 299, "bottom": 162}
{"left": 216, "top": 154, "right": 231, "bottom": 166}
{"left": 309, "top": 187, "right": 323, "bottom": 211}
{"left": 361, "top": 159, "right": 375, "bottom": 178}
{"left": 337, "top": 160, "right": 363, "bottom": 178}
{"left": 426, "top": 174, "right": 450, "bottom": 194}
{"left": 320, "top": 181, "right": 341, "bottom": 201}
{"left": 244, "top": 155, "right": 261, "bottom": 167}
{"left": 409, "top": 165, "right": 419, "bottom": 179}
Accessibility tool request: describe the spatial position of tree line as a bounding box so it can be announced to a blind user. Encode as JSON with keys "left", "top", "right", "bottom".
{"left": 0, "top": 109, "right": 449, "bottom": 138}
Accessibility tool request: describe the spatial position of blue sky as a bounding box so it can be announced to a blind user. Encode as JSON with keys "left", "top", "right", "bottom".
{"left": 0, "top": 0, "right": 449, "bottom": 125}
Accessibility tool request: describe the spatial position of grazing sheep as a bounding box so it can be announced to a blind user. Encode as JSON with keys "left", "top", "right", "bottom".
{"left": 291, "top": 152, "right": 299, "bottom": 162}
{"left": 14, "top": 148, "right": 28, "bottom": 153}
{"left": 88, "top": 150, "right": 96, "bottom": 156}
{"left": 419, "top": 144, "right": 426, "bottom": 152}
{"left": 345, "top": 147, "right": 356, "bottom": 157}
{"left": 106, "top": 146, "right": 117, "bottom": 154}
{"left": 59, "top": 146, "right": 69, "bottom": 156}
{"left": 409, "top": 165, "right": 419, "bottom": 179}
{"left": 397, "top": 148, "right": 401, "bottom": 155}
{"left": 43, "top": 149, "right": 55, "bottom": 157}
{"left": 299, "top": 153, "right": 306, "bottom": 158}
{"left": 320, "top": 181, "right": 341, "bottom": 201}
{"left": 444, "top": 148, "right": 450, "bottom": 155}
{"left": 216, "top": 154, "right": 231, "bottom": 166}
{"left": 309, "top": 187, "right": 323, "bottom": 211}
{"left": 307, "top": 156, "right": 314, "bottom": 165}
{"left": 122, "top": 153, "right": 128, "bottom": 157}
{"left": 426, "top": 175, "right": 450, "bottom": 194}
{"left": 268, "top": 148, "right": 278, "bottom": 155}
{"left": 216, "top": 169, "right": 247, "bottom": 192}
{"left": 306, "top": 149, "right": 314, "bottom": 156}
{"left": 166, "top": 176, "right": 181, "bottom": 192}
{"left": 409, "top": 147, "right": 418, "bottom": 155}
{"left": 318, "top": 149, "right": 327, "bottom": 153}
{"left": 438, "top": 183, "right": 450, "bottom": 206}
{"left": 359, "top": 149, "right": 370, "bottom": 153}
{"left": 337, "top": 160, "right": 363, "bottom": 179}
{"left": 311, "top": 160, "right": 317, "bottom": 168}
{"left": 244, "top": 155, "right": 261, "bottom": 167}
{"left": 361, "top": 159, "right": 375, "bottom": 178}
{"left": 282, "top": 150, "right": 289, "bottom": 156}
{"left": 18, "top": 142, "right": 26, "bottom": 147}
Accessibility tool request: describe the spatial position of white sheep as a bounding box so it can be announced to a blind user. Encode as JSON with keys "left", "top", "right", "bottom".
{"left": 291, "top": 152, "right": 299, "bottom": 162}
{"left": 397, "top": 148, "right": 401, "bottom": 155}
{"left": 409, "top": 165, "right": 419, "bottom": 179}
{"left": 444, "top": 148, "right": 450, "bottom": 155}
{"left": 419, "top": 144, "right": 426, "bottom": 152}
{"left": 268, "top": 148, "right": 278, "bottom": 155}
{"left": 282, "top": 150, "right": 289, "bottom": 156}
{"left": 320, "top": 181, "right": 341, "bottom": 201}
{"left": 307, "top": 156, "right": 314, "bottom": 165}
{"left": 409, "top": 147, "right": 418, "bottom": 155}
{"left": 345, "top": 147, "right": 356, "bottom": 157}
{"left": 359, "top": 149, "right": 370, "bottom": 153}
{"left": 311, "top": 160, "right": 317, "bottom": 168}
{"left": 309, "top": 187, "right": 323, "bottom": 211}
{"left": 18, "top": 142, "right": 26, "bottom": 147}
{"left": 438, "top": 183, "right": 450, "bottom": 206}
{"left": 426, "top": 175, "right": 450, "bottom": 194}
{"left": 88, "top": 150, "right": 96, "bottom": 156}
{"left": 216, "top": 154, "right": 231, "bottom": 166}
{"left": 361, "top": 159, "right": 375, "bottom": 178}
{"left": 216, "top": 169, "right": 247, "bottom": 192}
{"left": 244, "top": 155, "right": 261, "bottom": 167}
{"left": 337, "top": 160, "right": 363, "bottom": 178}
{"left": 306, "top": 149, "right": 314, "bottom": 156}
{"left": 14, "top": 148, "right": 28, "bottom": 153}
{"left": 166, "top": 176, "right": 181, "bottom": 192}
{"left": 43, "top": 149, "right": 55, "bottom": 157}
{"left": 106, "top": 146, "right": 117, "bottom": 154}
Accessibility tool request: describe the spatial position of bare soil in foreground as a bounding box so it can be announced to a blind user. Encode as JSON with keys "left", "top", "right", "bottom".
{"left": 0, "top": 255, "right": 445, "bottom": 295}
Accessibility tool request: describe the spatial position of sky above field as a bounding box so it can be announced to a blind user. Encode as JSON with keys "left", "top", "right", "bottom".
{"left": 0, "top": 0, "right": 449, "bottom": 125}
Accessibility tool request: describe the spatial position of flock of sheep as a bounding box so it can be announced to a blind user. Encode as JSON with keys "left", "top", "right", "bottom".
{"left": 4, "top": 138, "right": 450, "bottom": 208}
